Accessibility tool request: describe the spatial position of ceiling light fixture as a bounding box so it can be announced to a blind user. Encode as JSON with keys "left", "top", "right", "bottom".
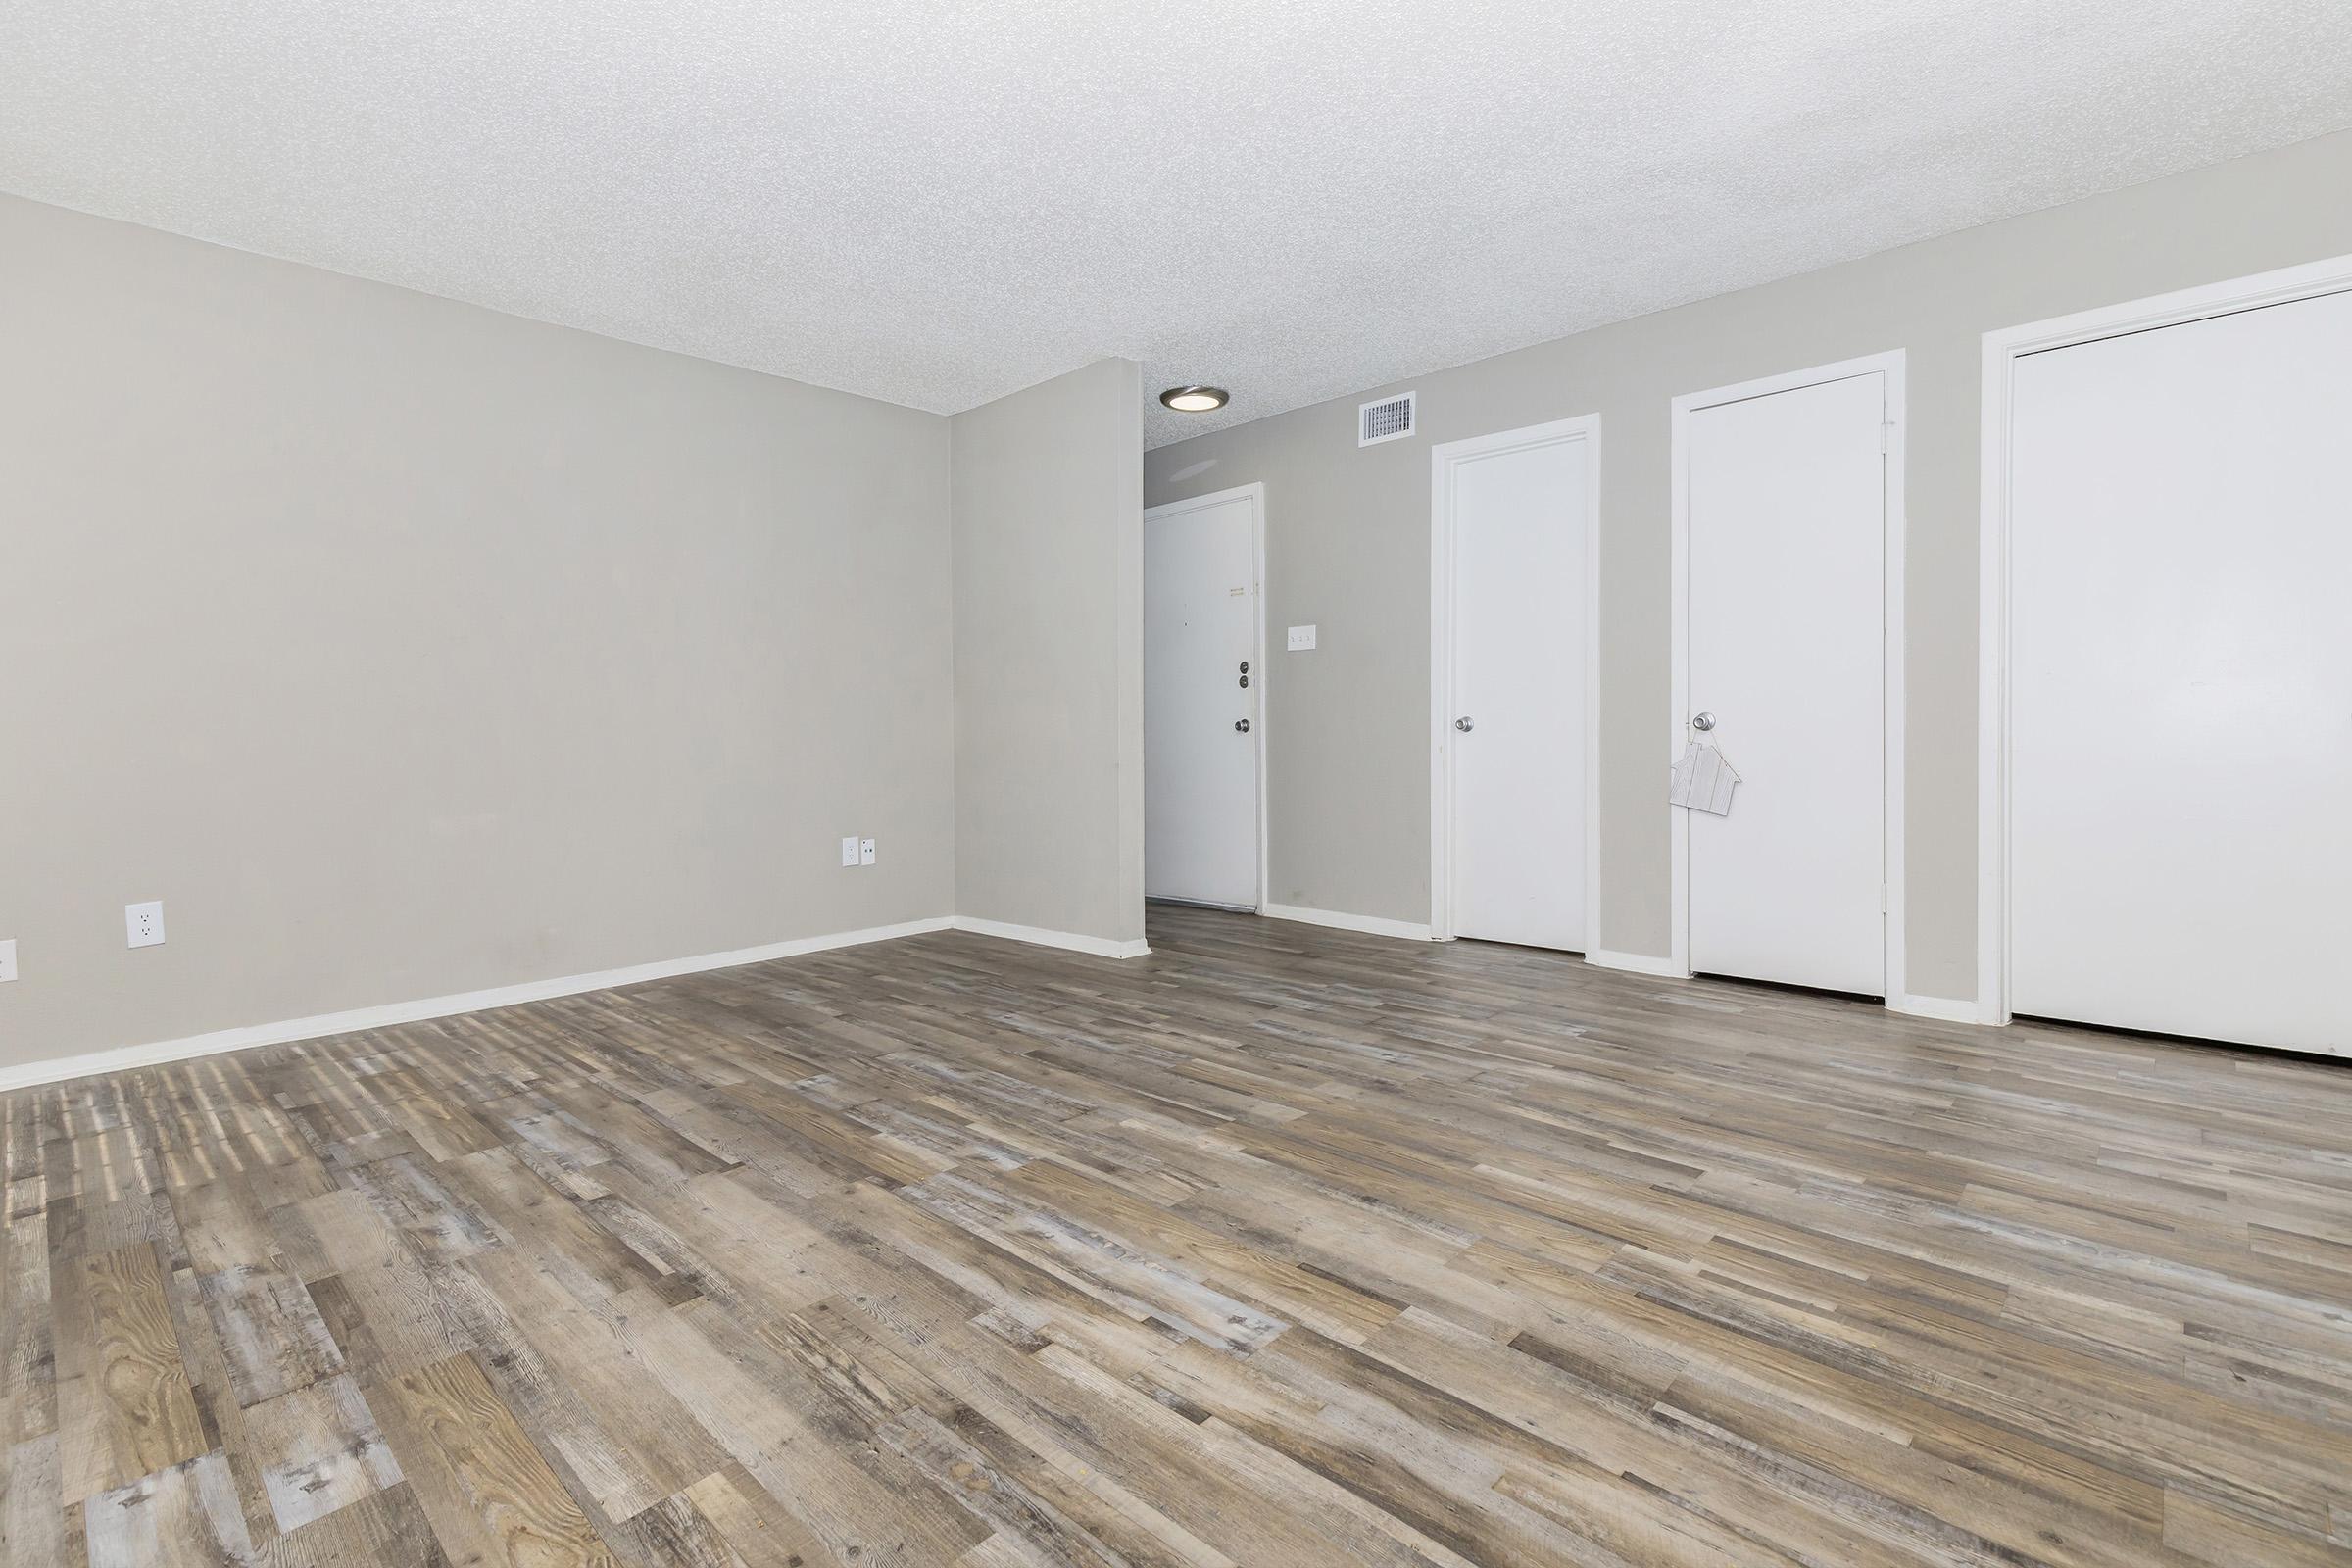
{"left": 1158, "top": 385, "right": 1229, "bottom": 413}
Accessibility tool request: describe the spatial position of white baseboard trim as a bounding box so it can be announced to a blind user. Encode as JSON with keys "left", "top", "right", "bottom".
{"left": 1584, "top": 948, "right": 1689, "bottom": 979}
{"left": 1261, "top": 903, "right": 1435, "bottom": 942}
{"left": 949, "top": 916, "right": 1150, "bottom": 960}
{"left": 1888, "top": 992, "right": 1990, "bottom": 1025}
{"left": 0, "top": 915, "right": 956, "bottom": 1094}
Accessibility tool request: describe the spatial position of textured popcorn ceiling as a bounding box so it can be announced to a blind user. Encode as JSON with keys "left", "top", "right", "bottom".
{"left": 5, "top": 2, "right": 2350, "bottom": 447}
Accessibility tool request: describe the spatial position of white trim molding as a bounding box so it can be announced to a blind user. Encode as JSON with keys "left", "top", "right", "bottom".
{"left": 1889, "top": 993, "right": 1983, "bottom": 1025}
{"left": 0, "top": 916, "right": 956, "bottom": 1094}
{"left": 1585, "top": 948, "right": 1686, "bottom": 979}
{"left": 1428, "top": 414, "right": 1603, "bottom": 949}
{"left": 1142, "top": 480, "right": 1270, "bottom": 913}
{"left": 1977, "top": 253, "right": 2352, "bottom": 1029}
{"left": 0, "top": 911, "right": 1171, "bottom": 1092}
{"left": 1262, "top": 903, "right": 1435, "bottom": 942}
{"left": 949, "top": 916, "right": 1152, "bottom": 959}
{"left": 1668, "top": 349, "right": 1908, "bottom": 1003}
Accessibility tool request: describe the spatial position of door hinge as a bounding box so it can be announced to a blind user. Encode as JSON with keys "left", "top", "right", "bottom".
{"left": 1880, "top": 885, "right": 1889, "bottom": 913}
{"left": 1881, "top": 420, "right": 1896, "bottom": 454}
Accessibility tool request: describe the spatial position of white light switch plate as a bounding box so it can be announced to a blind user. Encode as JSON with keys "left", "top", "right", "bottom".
{"left": 0, "top": 940, "right": 16, "bottom": 983}
{"left": 858, "top": 838, "right": 877, "bottom": 866}
{"left": 841, "top": 836, "right": 860, "bottom": 867}
{"left": 1287, "top": 624, "right": 1317, "bottom": 651}
{"left": 126, "top": 901, "right": 166, "bottom": 948}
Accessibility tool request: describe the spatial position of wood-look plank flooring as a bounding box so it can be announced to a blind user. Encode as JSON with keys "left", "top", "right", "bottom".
{"left": 5, "top": 904, "right": 2351, "bottom": 1566}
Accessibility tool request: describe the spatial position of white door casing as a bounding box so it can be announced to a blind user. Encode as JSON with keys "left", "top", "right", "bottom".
{"left": 1430, "top": 416, "right": 1600, "bottom": 951}
{"left": 1144, "top": 484, "right": 1266, "bottom": 909}
{"left": 1671, "top": 353, "right": 1906, "bottom": 1001}
{"left": 1999, "top": 283, "right": 2352, "bottom": 1056}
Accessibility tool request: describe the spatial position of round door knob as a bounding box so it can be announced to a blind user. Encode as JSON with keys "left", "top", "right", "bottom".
{"left": 1454, "top": 716, "right": 1474, "bottom": 733}
{"left": 1691, "top": 711, "right": 1716, "bottom": 732}
{"left": 1234, "top": 719, "right": 1250, "bottom": 733}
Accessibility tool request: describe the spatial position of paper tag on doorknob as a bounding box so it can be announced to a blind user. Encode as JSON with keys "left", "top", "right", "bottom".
{"left": 1669, "top": 740, "right": 1740, "bottom": 816}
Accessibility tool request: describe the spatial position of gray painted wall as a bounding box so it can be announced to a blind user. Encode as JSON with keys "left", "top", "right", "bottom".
{"left": 952, "top": 358, "right": 1148, "bottom": 946}
{"left": 1143, "top": 129, "right": 2352, "bottom": 1003}
{"left": 0, "top": 194, "right": 956, "bottom": 1070}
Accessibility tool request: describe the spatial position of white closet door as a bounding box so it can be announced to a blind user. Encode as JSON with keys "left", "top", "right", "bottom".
{"left": 1448, "top": 433, "right": 1588, "bottom": 951}
{"left": 1144, "top": 494, "right": 1259, "bottom": 908}
{"left": 2010, "top": 287, "right": 2352, "bottom": 1055}
{"left": 1686, "top": 371, "right": 1886, "bottom": 995}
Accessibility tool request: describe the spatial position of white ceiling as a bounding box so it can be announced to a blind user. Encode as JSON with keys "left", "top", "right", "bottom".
{"left": 5, "top": 2, "right": 2349, "bottom": 447}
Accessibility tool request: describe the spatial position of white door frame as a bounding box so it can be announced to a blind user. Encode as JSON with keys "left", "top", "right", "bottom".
{"left": 1428, "top": 415, "right": 1602, "bottom": 944}
{"left": 1669, "top": 350, "right": 1907, "bottom": 1003}
{"left": 1976, "top": 253, "right": 2352, "bottom": 1026}
{"left": 1143, "top": 481, "right": 1269, "bottom": 912}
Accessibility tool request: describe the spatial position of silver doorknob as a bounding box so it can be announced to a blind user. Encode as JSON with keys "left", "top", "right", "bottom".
{"left": 1235, "top": 719, "right": 1250, "bottom": 733}
{"left": 1454, "top": 716, "right": 1474, "bottom": 732}
{"left": 1691, "top": 712, "right": 1716, "bottom": 732}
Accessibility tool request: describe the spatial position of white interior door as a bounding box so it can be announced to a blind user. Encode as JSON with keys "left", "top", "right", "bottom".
{"left": 2009, "top": 287, "right": 2352, "bottom": 1055}
{"left": 1685, "top": 370, "right": 1887, "bottom": 995}
{"left": 1145, "top": 491, "right": 1260, "bottom": 908}
{"left": 1446, "top": 429, "right": 1588, "bottom": 951}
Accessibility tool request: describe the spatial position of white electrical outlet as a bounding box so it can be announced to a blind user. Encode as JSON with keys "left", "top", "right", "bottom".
{"left": 0, "top": 940, "right": 16, "bottom": 983}
{"left": 126, "top": 901, "right": 167, "bottom": 948}
{"left": 1287, "top": 624, "right": 1317, "bottom": 651}
{"left": 858, "top": 838, "right": 877, "bottom": 866}
{"left": 841, "top": 836, "right": 860, "bottom": 867}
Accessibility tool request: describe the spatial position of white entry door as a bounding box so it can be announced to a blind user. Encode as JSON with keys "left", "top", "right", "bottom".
{"left": 1144, "top": 488, "right": 1261, "bottom": 908}
{"left": 1681, "top": 366, "right": 1892, "bottom": 996}
{"left": 1440, "top": 421, "right": 1592, "bottom": 951}
{"left": 2009, "top": 286, "right": 2352, "bottom": 1055}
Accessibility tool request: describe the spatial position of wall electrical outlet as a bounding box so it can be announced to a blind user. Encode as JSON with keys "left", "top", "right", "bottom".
{"left": 841, "top": 836, "right": 861, "bottom": 867}
{"left": 0, "top": 940, "right": 16, "bottom": 983}
{"left": 126, "top": 901, "right": 167, "bottom": 948}
{"left": 858, "top": 838, "right": 877, "bottom": 866}
{"left": 1287, "top": 624, "right": 1317, "bottom": 651}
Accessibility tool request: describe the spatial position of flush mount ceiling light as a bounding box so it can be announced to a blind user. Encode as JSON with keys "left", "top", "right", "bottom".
{"left": 1158, "top": 385, "right": 1229, "bottom": 413}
